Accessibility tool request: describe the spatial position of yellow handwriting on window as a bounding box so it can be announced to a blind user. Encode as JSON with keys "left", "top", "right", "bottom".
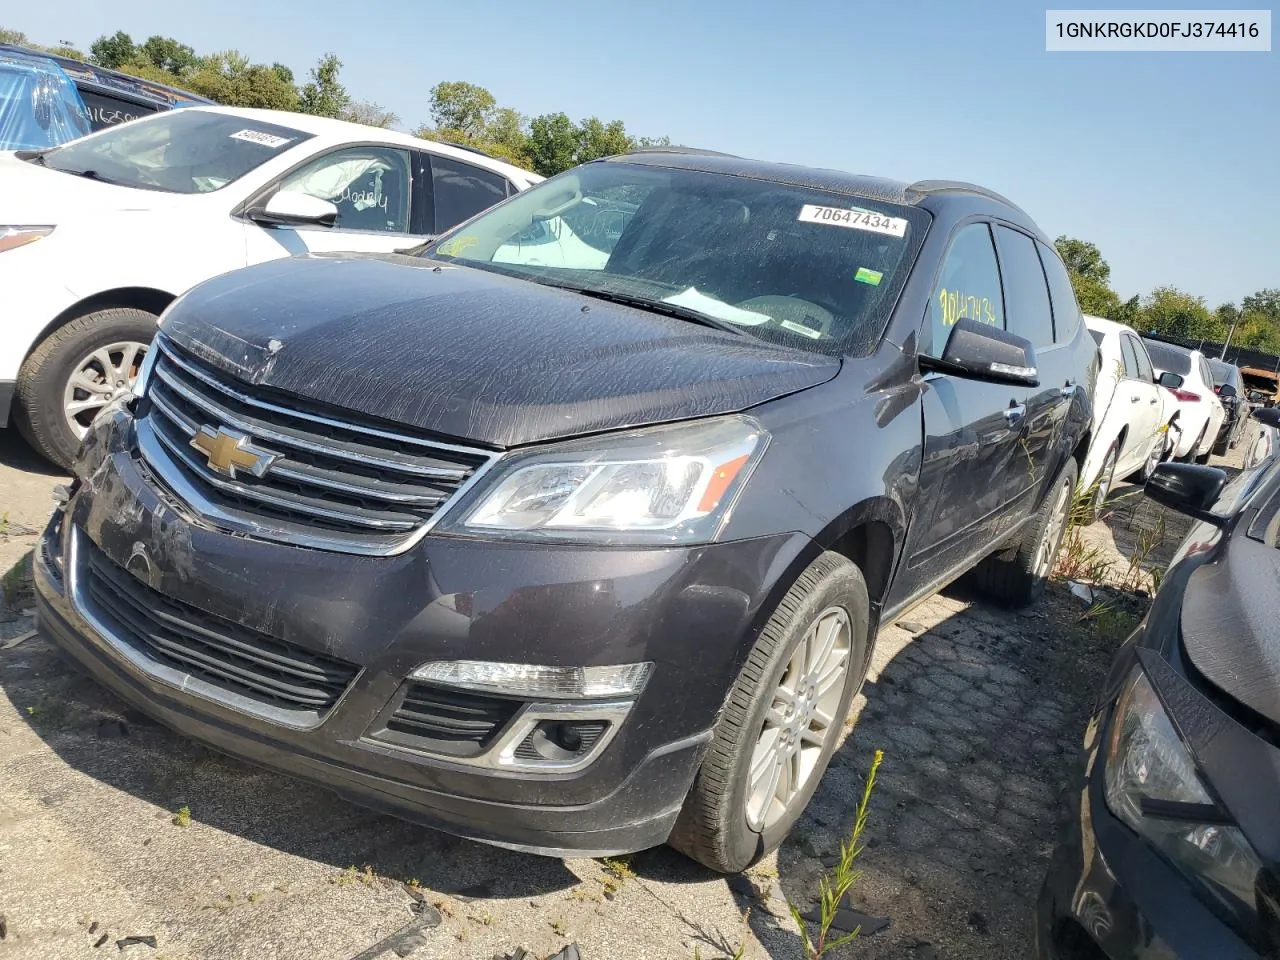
{"left": 938, "top": 288, "right": 999, "bottom": 328}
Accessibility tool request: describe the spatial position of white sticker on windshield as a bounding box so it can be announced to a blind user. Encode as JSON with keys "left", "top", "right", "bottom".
{"left": 229, "top": 129, "right": 293, "bottom": 149}
{"left": 797, "top": 204, "right": 907, "bottom": 238}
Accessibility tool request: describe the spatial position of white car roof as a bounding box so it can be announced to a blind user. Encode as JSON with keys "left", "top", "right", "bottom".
{"left": 185, "top": 104, "right": 543, "bottom": 186}
{"left": 1082, "top": 314, "right": 1133, "bottom": 338}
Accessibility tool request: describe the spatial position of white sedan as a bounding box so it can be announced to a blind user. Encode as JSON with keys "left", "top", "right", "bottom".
{"left": 1080, "top": 315, "right": 1176, "bottom": 518}
{"left": 1140, "top": 337, "right": 1226, "bottom": 464}
{"left": 0, "top": 105, "right": 541, "bottom": 467}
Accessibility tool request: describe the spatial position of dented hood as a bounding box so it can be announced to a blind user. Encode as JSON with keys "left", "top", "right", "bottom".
{"left": 159, "top": 253, "right": 840, "bottom": 449}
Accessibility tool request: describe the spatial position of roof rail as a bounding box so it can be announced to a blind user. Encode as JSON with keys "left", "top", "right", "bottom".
{"left": 617, "top": 146, "right": 740, "bottom": 159}
{"left": 907, "top": 179, "right": 1027, "bottom": 214}
{"left": 434, "top": 140, "right": 498, "bottom": 160}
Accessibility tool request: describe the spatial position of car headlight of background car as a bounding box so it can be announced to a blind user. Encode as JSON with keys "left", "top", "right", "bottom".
{"left": 438, "top": 415, "right": 769, "bottom": 545}
{"left": 0, "top": 225, "right": 54, "bottom": 253}
{"left": 1104, "top": 666, "right": 1264, "bottom": 930}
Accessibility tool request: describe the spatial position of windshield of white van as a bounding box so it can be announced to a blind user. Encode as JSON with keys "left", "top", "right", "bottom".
{"left": 35, "top": 109, "right": 312, "bottom": 193}
{"left": 423, "top": 161, "right": 930, "bottom": 356}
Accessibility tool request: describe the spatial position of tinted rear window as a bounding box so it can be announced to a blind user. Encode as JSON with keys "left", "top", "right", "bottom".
{"left": 1142, "top": 339, "right": 1192, "bottom": 375}
{"left": 77, "top": 89, "right": 160, "bottom": 130}
{"left": 1208, "top": 360, "right": 1241, "bottom": 387}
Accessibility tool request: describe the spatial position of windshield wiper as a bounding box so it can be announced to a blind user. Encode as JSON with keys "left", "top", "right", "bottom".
{"left": 66, "top": 168, "right": 116, "bottom": 184}
{"left": 570, "top": 288, "right": 747, "bottom": 337}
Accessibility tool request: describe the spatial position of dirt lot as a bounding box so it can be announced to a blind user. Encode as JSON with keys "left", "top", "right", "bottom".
{"left": 0, "top": 429, "right": 1239, "bottom": 960}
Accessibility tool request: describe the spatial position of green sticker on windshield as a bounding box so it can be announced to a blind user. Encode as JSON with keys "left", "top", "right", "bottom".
{"left": 855, "top": 267, "right": 883, "bottom": 286}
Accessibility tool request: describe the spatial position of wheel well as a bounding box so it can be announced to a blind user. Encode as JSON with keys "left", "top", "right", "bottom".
{"left": 827, "top": 521, "right": 895, "bottom": 604}
{"left": 1073, "top": 429, "right": 1091, "bottom": 473}
{"left": 25, "top": 287, "right": 174, "bottom": 363}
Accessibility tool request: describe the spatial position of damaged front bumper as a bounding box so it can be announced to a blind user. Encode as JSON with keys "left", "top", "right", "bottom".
{"left": 35, "top": 403, "right": 809, "bottom": 857}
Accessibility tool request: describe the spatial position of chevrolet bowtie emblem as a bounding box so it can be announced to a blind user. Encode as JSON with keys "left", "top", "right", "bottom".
{"left": 190, "top": 426, "right": 279, "bottom": 479}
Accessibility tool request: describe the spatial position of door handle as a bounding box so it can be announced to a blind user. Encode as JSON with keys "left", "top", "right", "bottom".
{"left": 1131, "top": 395, "right": 1142, "bottom": 402}
{"left": 1005, "top": 403, "right": 1027, "bottom": 423}
{"left": 1150, "top": 398, "right": 1158, "bottom": 404}
{"left": 1060, "top": 382, "right": 1075, "bottom": 399}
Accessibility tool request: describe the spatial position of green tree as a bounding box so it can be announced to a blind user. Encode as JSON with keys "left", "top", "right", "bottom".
{"left": 1070, "top": 276, "right": 1123, "bottom": 319}
{"left": 482, "top": 107, "right": 529, "bottom": 163}
{"left": 428, "top": 81, "right": 496, "bottom": 140}
{"left": 89, "top": 30, "right": 138, "bottom": 68}
{"left": 271, "top": 62, "right": 294, "bottom": 85}
{"left": 298, "top": 53, "right": 350, "bottom": 118}
{"left": 139, "top": 35, "right": 197, "bottom": 75}
{"left": 1236, "top": 312, "right": 1280, "bottom": 353}
{"left": 576, "top": 116, "right": 631, "bottom": 162}
{"left": 1054, "top": 235, "right": 1111, "bottom": 285}
{"left": 1242, "top": 288, "right": 1280, "bottom": 321}
{"left": 176, "top": 50, "right": 299, "bottom": 111}
{"left": 526, "top": 111, "right": 581, "bottom": 176}
{"left": 1139, "top": 286, "right": 1224, "bottom": 341}
{"left": 343, "top": 100, "right": 398, "bottom": 129}
{"left": 0, "top": 28, "right": 31, "bottom": 45}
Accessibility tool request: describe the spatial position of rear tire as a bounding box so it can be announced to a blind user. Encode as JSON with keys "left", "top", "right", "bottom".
{"left": 667, "top": 552, "right": 871, "bottom": 874}
{"left": 13, "top": 308, "right": 159, "bottom": 470}
{"left": 973, "top": 458, "right": 1078, "bottom": 609}
{"left": 1178, "top": 424, "right": 1208, "bottom": 465}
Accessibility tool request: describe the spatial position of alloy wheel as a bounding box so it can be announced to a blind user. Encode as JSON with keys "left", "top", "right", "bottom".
{"left": 1034, "top": 475, "right": 1072, "bottom": 579}
{"left": 62, "top": 341, "right": 149, "bottom": 440}
{"left": 745, "top": 606, "right": 851, "bottom": 831}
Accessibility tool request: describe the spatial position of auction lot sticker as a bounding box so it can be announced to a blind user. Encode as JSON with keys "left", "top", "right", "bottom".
{"left": 797, "top": 205, "right": 908, "bottom": 238}
{"left": 229, "top": 129, "right": 294, "bottom": 148}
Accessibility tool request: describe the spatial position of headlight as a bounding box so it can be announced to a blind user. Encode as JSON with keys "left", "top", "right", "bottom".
{"left": 439, "top": 415, "right": 769, "bottom": 544}
{"left": 0, "top": 225, "right": 54, "bottom": 253}
{"left": 1104, "top": 667, "right": 1263, "bottom": 925}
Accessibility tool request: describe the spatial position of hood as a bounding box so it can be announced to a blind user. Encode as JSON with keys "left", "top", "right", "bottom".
{"left": 159, "top": 253, "right": 841, "bottom": 448}
{"left": 0, "top": 151, "right": 179, "bottom": 220}
{"left": 1180, "top": 529, "right": 1280, "bottom": 728}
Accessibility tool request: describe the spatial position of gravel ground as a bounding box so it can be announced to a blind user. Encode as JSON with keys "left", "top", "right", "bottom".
{"left": 0, "top": 429, "right": 1242, "bottom": 960}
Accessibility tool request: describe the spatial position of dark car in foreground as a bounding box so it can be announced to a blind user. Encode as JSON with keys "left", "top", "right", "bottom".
{"left": 1038, "top": 407, "right": 1280, "bottom": 959}
{"left": 35, "top": 150, "right": 1095, "bottom": 872}
{"left": 0, "top": 43, "right": 210, "bottom": 131}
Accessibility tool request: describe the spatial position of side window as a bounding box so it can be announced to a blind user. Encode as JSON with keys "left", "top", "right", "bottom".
{"left": 1037, "top": 240, "right": 1081, "bottom": 344}
{"left": 1201, "top": 358, "right": 1214, "bottom": 388}
{"left": 1130, "top": 337, "right": 1154, "bottom": 382}
{"left": 277, "top": 146, "right": 412, "bottom": 233}
{"left": 1118, "top": 335, "right": 1141, "bottom": 379}
{"left": 430, "top": 156, "right": 509, "bottom": 232}
{"left": 995, "top": 226, "right": 1053, "bottom": 350}
{"left": 927, "top": 223, "right": 1004, "bottom": 358}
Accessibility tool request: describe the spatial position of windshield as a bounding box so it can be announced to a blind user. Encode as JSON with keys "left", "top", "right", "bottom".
{"left": 423, "top": 161, "right": 930, "bottom": 355}
{"left": 36, "top": 109, "right": 312, "bottom": 193}
{"left": 1142, "top": 338, "right": 1192, "bottom": 375}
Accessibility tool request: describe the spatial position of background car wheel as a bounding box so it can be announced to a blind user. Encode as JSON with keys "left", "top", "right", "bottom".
{"left": 1178, "top": 424, "right": 1207, "bottom": 464}
{"left": 1133, "top": 429, "right": 1168, "bottom": 483}
{"left": 972, "top": 458, "right": 1078, "bottom": 609}
{"left": 667, "top": 552, "right": 871, "bottom": 874}
{"left": 1084, "top": 440, "right": 1117, "bottom": 523}
{"left": 12, "top": 308, "right": 158, "bottom": 470}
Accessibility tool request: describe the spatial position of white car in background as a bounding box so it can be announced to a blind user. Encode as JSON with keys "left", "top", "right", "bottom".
{"left": 0, "top": 105, "right": 541, "bottom": 467}
{"left": 1080, "top": 315, "right": 1175, "bottom": 518}
{"left": 1140, "top": 337, "right": 1226, "bottom": 465}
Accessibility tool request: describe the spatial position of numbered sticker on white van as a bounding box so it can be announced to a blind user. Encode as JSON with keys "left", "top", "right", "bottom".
{"left": 796, "top": 204, "right": 908, "bottom": 238}
{"left": 229, "top": 129, "right": 294, "bottom": 149}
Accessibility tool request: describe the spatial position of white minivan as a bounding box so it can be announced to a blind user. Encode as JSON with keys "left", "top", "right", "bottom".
{"left": 0, "top": 105, "right": 541, "bottom": 467}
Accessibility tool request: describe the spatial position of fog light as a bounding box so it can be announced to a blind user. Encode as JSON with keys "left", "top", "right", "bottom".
{"left": 513, "top": 720, "right": 610, "bottom": 762}
{"left": 411, "top": 660, "right": 652, "bottom": 700}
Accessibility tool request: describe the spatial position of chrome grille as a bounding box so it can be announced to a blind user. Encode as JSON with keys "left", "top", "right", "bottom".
{"left": 137, "top": 337, "right": 496, "bottom": 554}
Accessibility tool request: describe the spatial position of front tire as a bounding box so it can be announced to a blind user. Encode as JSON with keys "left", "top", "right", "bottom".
{"left": 973, "top": 458, "right": 1077, "bottom": 608}
{"left": 668, "top": 552, "right": 871, "bottom": 874}
{"left": 13, "top": 308, "right": 158, "bottom": 470}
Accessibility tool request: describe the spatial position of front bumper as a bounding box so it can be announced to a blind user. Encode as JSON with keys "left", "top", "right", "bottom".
{"left": 34, "top": 406, "right": 812, "bottom": 857}
{"left": 1036, "top": 708, "right": 1260, "bottom": 960}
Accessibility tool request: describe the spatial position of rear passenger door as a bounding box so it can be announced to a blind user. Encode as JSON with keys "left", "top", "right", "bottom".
{"left": 893, "top": 222, "right": 1029, "bottom": 603}
{"left": 1119, "top": 333, "right": 1163, "bottom": 474}
{"left": 993, "top": 224, "right": 1061, "bottom": 501}
{"left": 426, "top": 154, "right": 514, "bottom": 234}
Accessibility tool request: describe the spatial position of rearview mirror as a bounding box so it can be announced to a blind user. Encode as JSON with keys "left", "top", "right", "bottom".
{"left": 250, "top": 191, "right": 339, "bottom": 228}
{"left": 1144, "top": 462, "right": 1228, "bottom": 526}
{"left": 1217, "top": 383, "right": 1237, "bottom": 399}
{"left": 1158, "top": 371, "right": 1184, "bottom": 390}
{"left": 919, "top": 317, "right": 1039, "bottom": 387}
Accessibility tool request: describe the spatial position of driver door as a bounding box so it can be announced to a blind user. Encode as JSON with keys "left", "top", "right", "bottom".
{"left": 242, "top": 145, "right": 421, "bottom": 263}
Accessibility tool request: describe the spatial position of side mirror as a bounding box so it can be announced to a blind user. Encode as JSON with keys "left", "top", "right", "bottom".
{"left": 1158, "top": 371, "right": 1184, "bottom": 390}
{"left": 919, "top": 316, "right": 1039, "bottom": 387}
{"left": 1218, "top": 383, "right": 1237, "bottom": 399}
{"left": 1252, "top": 406, "right": 1280, "bottom": 429}
{"left": 249, "top": 191, "right": 339, "bottom": 228}
{"left": 1144, "top": 462, "right": 1228, "bottom": 526}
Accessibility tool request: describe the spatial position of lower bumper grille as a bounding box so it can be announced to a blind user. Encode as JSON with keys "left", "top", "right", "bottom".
{"left": 78, "top": 536, "right": 359, "bottom": 719}
{"left": 373, "top": 683, "right": 522, "bottom": 758}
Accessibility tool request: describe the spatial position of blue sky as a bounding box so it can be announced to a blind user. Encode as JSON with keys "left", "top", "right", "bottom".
{"left": 10, "top": 0, "right": 1277, "bottom": 306}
